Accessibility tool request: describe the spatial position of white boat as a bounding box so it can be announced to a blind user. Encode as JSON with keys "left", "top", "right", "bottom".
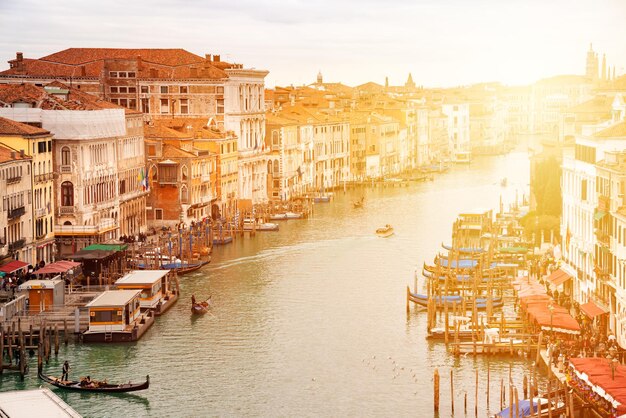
{"left": 284, "top": 211, "right": 303, "bottom": 219}
{"left": 376, "top": 224, "right": 394, "bottom": 238}
{"left": 243, "top": 219, "right": 279, "bottom": 231}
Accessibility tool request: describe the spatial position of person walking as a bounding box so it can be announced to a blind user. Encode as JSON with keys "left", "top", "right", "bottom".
{"left": 62, "top": 360, "right": 70, "bottom": 381}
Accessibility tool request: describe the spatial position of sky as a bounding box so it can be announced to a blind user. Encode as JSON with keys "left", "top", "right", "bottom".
{"left": 1, "top": 0, "right": 625, "bottom": 88}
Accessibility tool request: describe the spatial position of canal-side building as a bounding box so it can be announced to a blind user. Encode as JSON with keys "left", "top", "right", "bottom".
{"left": 561, "top": 94, "right": 626, "bottom": 332}
{"left": 0, "top": 83, "right": 144, "bottom": 256}
{"left": 144, "top": 121, "right": 217, "bottom": 228}
{"left": 441, "top": 102, "right": 471, "bottom": 163}
{"left": 0, "top": 142, "right": 34, "bottom": 264}
{"left": 0, "top": 116, "right": 55, "bottom": 264}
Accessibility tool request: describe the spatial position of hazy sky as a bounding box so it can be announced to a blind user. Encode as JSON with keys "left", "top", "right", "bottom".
{"left": 1, "top": 0, "right": 625, "bottom": 88}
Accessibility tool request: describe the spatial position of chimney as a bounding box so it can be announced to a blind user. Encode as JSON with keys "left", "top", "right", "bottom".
{"left": 136, "top": 55, "right": 143, "bottom": 71}
{"left": 213, "top": 55, "right": 220, "bottom": 63}
{"left": 16, "top": 52, "right": 23, "bottom": 62}
{"left": 19, "top": 150, "right": 25, "bottom": 158}
{"left": 205, "top": 54, "right": 212, "bottom": 62}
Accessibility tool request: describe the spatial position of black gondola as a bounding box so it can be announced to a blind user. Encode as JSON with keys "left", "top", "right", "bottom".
{"left": 38, "top": 368, "right": 149, "bottom": 393}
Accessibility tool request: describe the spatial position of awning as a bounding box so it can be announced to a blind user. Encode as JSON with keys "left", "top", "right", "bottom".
{"left": 548, "top": 268, "right": 572, "bottom": 287}
{"left": 594, "top": 211, "right": 607, "bottom": 221}
{"left": 33, "top": 260, "right": 81, "bottom": 275}
{"left": 580, "top": 300, "right": 608, "bottom": 319}
{"left": 82, "top": 244, "right": 128, "bottom": 252}
{"left": 0, "top": 260, "right": 29, "bottom": 274}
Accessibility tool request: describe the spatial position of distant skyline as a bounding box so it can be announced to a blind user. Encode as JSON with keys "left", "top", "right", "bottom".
{"left": 1, "top": 0, "right": 625, "bottom": 88}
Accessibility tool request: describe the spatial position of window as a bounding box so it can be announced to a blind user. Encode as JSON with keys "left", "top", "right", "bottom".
{"left": 181, "top": 187, "right": 189, "bottom": 204}
{"left": 91, "top": 310, "right": 114, "bottom": 323}
{"left": 61, "top": 146, "right": 71, "bottom": 166}
{"left": 160, "top": 99, "right": 169, "bottom": 114}
{"left": 180, "top": 99, "right": 189, "bottom": 114}
{"left": 180, "top": 86, "right": 188, "bottom": 94}
{"left": 160, "top": 86, "right": 168, "bottom": 94}
{"left": 109, "top": 71, "right": 118, "bottom": 78}
{"left": 181, "top": 165, "right": 188, "bottom": 181}
{"left": 155, "top": 208, "right": 163, "bottom": 220}
{"left": 216, "top": 86, "right": 224, "bottom": 94}
{"left": 582, "top": 179, "right": 588, "bottom": 201}
{"left": 37, "top": 141, "right": 46, "bottom": 153}
{"left": 141, "top": 86, "right": 149, "bottom": 94}
{"left": 110, "top": 86, "right": 119, "bottom": 93}
{"left": 141, "top": 98, "right": 150, "bottom": 113}
{"left": 118, "top": 71, "right": 128, "bottom": 78}
{"left": 127, "top": 72, "right": 136, "bottom": 78}
{"left": 61, "top": 181, "right": 74, "bottom": 206}
{"left": 217, "top": 98, "right": 224, "bottom": 114}
{"left": 47, "top": 141, "right": 51, "bottom": 152}
{"left": 128, "top": 87, "right": 136, "bottom": 93}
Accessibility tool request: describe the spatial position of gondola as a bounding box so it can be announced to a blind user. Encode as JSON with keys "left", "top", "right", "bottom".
{"left": 191, "top": 296, "right": 212, "bottom": 315}
{"left": 38, "top": 368, "right": 149, "bottom": 393}
{"left": 408, "top": 292, "right": 503, "bottom": 310}
{"left": 161, "top": 260, "right": 208, "bottom": 275}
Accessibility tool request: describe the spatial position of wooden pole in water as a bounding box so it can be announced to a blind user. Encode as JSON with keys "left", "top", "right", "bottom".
{"left": 514, "top": 387, "right": 520, "bottom": 418}
{"left": 54, "top": 324, "right": 59, "bottom": 356}
{"left": 500, "top": 378, "right": 504, "bottom": 411}
{"left": 8, "top": 325, "right": 13, "bottom": 364}
{"left": 0, "top": 325, "right": 3, "bottom": 375}
{"left": 450, "top": 369, "right": 455, "bottom": 413}
{"left": 406, "top": 286, "right": 410, "bottom": 313}
{"left": 464, "top": 392, "right": 467, "bottom": 414}
{"left": 535, "top": 332, "right": 543, "bottom": 366}
{"left": 547, "top": 379, "right": 552, "bottom": 418}
{"left": 475, "top": 368, "right": 479, "bottom": 417}
{"left": 568, "top": 391, "right": 575, "bottom": 418}
{"left": 433, "top": 368, "right": 440, "bottom": 412}
{"left": 487, "top": 362, "right": 490, "bottom": 407}
{"left": 64, "top": 319, "right": 68, "bottom": 345}
{"left": 444, "top": 301, "right": 449, "bottom": 345}
{"left": 523, "top": 374, "right": 528, "bottom": 399}
{"left": 29, "top": 323, "right": 33, "bottom": 348}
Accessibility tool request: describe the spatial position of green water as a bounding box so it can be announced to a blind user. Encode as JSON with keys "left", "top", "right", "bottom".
{"left": 3, "top": 150, "right": 544, "bottom": 417}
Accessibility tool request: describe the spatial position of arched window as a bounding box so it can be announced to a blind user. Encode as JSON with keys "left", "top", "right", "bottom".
{"left": 61, "top": 181, "right": 74, "bottom": 206}
{"left": 181, "top": 165, "right": 188, "bottom": 181}
{"left": 267, "top": 160, "right": 273, "bottom": 174}
{"left": 61, "top": 147, "right": 71, "bottom": 166}
{"left": 273, "top": 160, "right": 279, "bottom": 173}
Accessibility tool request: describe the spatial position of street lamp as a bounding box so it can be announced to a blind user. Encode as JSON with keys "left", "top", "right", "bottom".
{"left": 548, "top": 303, "right": 554, "bottom": 335}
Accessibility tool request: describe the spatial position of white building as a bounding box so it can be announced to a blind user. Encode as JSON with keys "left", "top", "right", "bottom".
{"left": 442, "top": 103, "right": 471, "bottom": 163}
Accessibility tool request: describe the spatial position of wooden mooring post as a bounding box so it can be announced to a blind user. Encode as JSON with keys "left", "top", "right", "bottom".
{"left": 433, "top": 368, "right": 440, "bottom": 412}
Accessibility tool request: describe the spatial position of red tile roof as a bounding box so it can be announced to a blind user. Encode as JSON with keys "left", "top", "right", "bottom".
{"left": 0, "top": 143, "right": 31, "bottom": 163}
{"left": 0, "top": 82, "right": 123, "bottom": 111}
{"left": 1, "top": 48, "right": 230, "bottom": 80}
{"left": 0, "top": 117, "right": 50, "bottom": 136}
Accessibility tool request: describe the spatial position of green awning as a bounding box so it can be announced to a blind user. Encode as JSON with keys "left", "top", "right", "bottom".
{"left": 82, "top": 244, "right": 128, "bottom": 252}
{"left": 594, "top": 211, "right": 607, "bottom": 221}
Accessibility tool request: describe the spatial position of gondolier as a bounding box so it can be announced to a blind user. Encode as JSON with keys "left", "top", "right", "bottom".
{"left": 62, "top": 360, "right": 70, "bottom": 381}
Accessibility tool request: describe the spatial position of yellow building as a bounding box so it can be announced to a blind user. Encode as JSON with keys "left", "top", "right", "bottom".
{"left": 0, "top": 117, "right": 54, "bottom": 264}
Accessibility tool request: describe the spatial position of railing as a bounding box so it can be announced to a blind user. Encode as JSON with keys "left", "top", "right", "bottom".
{"left": 0, "top": 295, "right": 27, "bottom": 323}
{"left": 55, "top": 218, "right": 117, "bottom": 235}
{"left": 6, "top": 176, "right": 21, "bottom": 185}
{"left": 596, "top": 231, "right": 610, "bottom": 246}
{"left": 35, "top": 173, "right": 54, "bottom": 182}
{"left": 59, "top": 206, "right": 75, "bottom": 215}
{"left": 35, "top": 207, "right": 47, "bottom": 218}
{"left": 9, "top": 238, "right": 25, "bottom": 251}
{"left": 60, "top": 165, "right": 72, "bottom": 173}
{"left": 8, "top": 206, "right": 25, "bottom": 220}
{"left": 158, "top": 177, "right": 178, "bottom": 185}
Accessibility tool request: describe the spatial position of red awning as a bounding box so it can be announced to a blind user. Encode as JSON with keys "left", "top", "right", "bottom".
{"left": 33, "top": 260, "right": 81, "bottom": 275}
{"left": 0, "top": 260, "right": 29, "bottom": 274}
{"left": 548, "top": 268, "right": 572, "bottom": 287}
{"left": 580, "top": 300, "right": 608, "bottom": 319}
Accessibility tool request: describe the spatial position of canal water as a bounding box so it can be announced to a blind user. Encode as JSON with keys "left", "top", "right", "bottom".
{"left": 3, "top": 149, "right": 540, "bottom": 417}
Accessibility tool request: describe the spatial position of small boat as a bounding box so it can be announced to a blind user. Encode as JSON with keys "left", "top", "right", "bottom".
{"left": 161, "top": 261, "right": 208, "bottom": 275}
{"left": 376, "top": 224, "right": 394, "bottom": 238}
{"left": 243, "top": 219, "right": 279, "bottom": 231}
{"left": 191, "top": 296, "right": 212, "bottom": 315}
{"left": 313, "top": 194, "right": 331, "bottom": 203}
{"left": 269, "top": 213, "right": 288, "bottom": 220}
{"left": 38, "top": 368, "right": 149, "bottom": 393}
{"left": 492, "top": 397, "right": 564, "bottom": 417}
{"left": 353, "top": 197, "right": 365, "bottom": 209}
{"left": 284, "top": 211, "right": 303, "bottom": 219}
{"left": 408, "top": 292, "right": 503, "bottom": 310}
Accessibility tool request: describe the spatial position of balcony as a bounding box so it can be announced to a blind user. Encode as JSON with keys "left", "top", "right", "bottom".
{"left": 60, "top": 165, "right": 72, "bottom": 173}
{"left": 8, "top": 206, "right": 25, "bottom": 220}
{"left": 35, "top": 207, "right": 47, "bottom": 218}
{"left": 596, "top": 231, "right": 610, "bottom": 246}
{"left": 8, "top": 238, "right": 25, "bottom": 252}
{"left": 35, "top": 173, "right": 54, "bottom": 182}
{"left": 55, "top": 217, "right": 117, "bottom": 236}
{"left": 59, "top": 206, "right": 75, "bottom": 215}
{"left": 6, "top": 176, "right": 21, "bottom": 185}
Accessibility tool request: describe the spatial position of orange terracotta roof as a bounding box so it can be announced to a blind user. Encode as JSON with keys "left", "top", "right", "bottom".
{"left": 161, "top": 143, "right": 196, "bottom": 159}
{"left": 0, "top": 82, "right": 124, "bottom": 111}
{"left": 39, "top": 48, "right": 204, "bottom": 66}
{"left": 2, "top": 49, "right": 229, "bottom": 80}
{"left": 144, "top": 124, "right": 192, "bottom": 140}
{"left": 0, "top": 143, "right": 31, "bottom": 163}
{"left": 594, "top": 121, "right": 626, "bottom": 138}
{"left": 0, "top": 117, "right": 50, "bottom": 136}
{"left": 567, "top": 95, "right": 614, "bottom": 114}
